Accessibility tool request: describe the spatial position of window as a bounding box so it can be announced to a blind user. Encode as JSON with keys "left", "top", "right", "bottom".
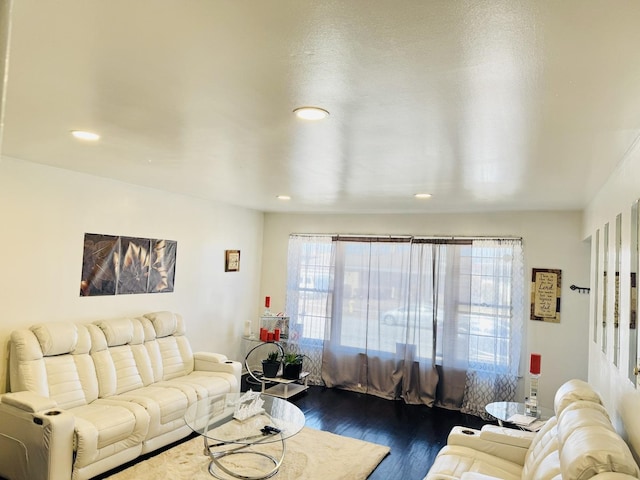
{"left": 286, "top": 234, "right": 524, "bottom": 412}
{"left": 286, "top": 235, "right": 523, "bottom": 374}
{"left": 286, "top": 236, "right": 333, "bottom": 342}
{"left": 460, "top": 244, "right": 515, "bottom": 372}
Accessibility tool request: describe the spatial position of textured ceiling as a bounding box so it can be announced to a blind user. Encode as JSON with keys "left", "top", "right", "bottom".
{"left": 2, "top": 0, "right": 640, "bottom": 213}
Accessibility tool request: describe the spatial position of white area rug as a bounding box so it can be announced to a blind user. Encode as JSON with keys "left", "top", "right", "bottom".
{"left": 105, "top": 427, "right": 390, "bottom": 480}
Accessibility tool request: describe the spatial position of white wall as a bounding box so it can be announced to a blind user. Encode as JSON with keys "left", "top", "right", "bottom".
{"left": 0, "top": 0, "right": 11, "bottom": 156}
{"left": 583, "top": 138, "right": 640, "bottom": 459}
{"left": 0, "top": 156, "right": 264, "bottom": 393}
{"left": 261, "top": 210, "right": 590, "bottom": 408}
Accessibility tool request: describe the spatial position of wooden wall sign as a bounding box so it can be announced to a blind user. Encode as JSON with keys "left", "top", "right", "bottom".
{"left": 225, "top": 249, "right": 241, "bottom": 272}
{"left": 530, "top": 268, "right": 562, "bottom": 323}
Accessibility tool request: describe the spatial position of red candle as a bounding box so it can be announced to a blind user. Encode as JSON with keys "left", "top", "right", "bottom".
{"left": 530, "top": 353, "right": 541, "bottom": 375}
{"left": 267, "top": 332, "right": 274, "bottom": 342}
{"left": 274, "top": 329, "right": 280, "bottom": 341}
{"left": 265, "top": 296, "right": 271, "bottom": 308}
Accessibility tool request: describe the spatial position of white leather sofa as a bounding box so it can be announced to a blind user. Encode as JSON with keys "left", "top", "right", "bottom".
{"left": 424, "top": 379, "right": 640, "bottom": 480}
{"left": 0, "top": 311, "right": 241, "bottom": 480}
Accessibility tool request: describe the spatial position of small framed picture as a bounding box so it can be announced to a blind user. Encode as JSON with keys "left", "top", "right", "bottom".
{"left": 225, "top": 250, "right": 240, "bottom": 272}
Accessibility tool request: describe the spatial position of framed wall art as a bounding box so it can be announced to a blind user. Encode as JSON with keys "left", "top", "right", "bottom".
{"left": 225, "top": 249, "right": 240, "bottom": 272}
{"left": 530, "top": 268, "right": 562, "bottom": 323}
{"left": 80, "top": 233, "right": 177, "bottom": 296}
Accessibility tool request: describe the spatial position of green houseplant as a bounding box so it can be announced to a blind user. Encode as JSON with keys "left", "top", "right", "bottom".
{"left": 282, "top": 352, "right": 305, "bottom": 380}
{"left": 262, "top": 349, "right": 281, "bottom": 378}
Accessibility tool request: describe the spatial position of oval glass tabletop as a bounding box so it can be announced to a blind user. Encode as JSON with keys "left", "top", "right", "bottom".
{"left": 485, "top": 401, "right": 554, "bottom": 423}
{"left": 184, "top": 392, "right": 305, "bottom": 445}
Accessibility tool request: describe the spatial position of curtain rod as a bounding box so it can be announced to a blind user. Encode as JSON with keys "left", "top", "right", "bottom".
{"left": 291, "top": 233, "right": 522, "bottom": 241}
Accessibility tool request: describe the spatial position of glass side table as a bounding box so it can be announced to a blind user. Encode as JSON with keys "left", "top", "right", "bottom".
{"left": 485, "top": 401, "right": 554, "bottom": 427}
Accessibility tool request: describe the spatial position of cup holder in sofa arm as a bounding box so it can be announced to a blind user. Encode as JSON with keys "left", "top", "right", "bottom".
{"left": 45, "top": 410, "right": 62, "bottom": 416}
{"left": 444, "top": 425, "right": 534, "bottom": 466}
{"left": 448, "top": 426, "right": 480, "bottom": 443}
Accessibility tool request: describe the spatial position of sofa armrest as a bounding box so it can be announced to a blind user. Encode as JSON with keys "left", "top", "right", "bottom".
{"left": 194, "top": 352, "right": 228, "bottom": 364}
{"left": 479, "top": 425, "right": 535, "bottom": 448}
{"left": 446, "top": 426, "right": 531, "bottom": 465}
{"left": 0, "top": 393, "right": 74, "bottom": 480}
{"left": 193, "top": 352, "right": 242, "bottom": 389}
{"left": 2, "top": 391, "right": 58, "bottom": 412}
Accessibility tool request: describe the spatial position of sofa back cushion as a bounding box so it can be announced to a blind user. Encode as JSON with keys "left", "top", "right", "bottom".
{"left": 560, "top": 426, "right": 639, "bottom": 479}
{"left": 146, "top": 311, "right": 182, "bottom": 338}
{"left": 522, "top": 417, "right": 560, "bottom": 480}
{"left": 96, "top": 317, "right": 144, "bottom": 346}
{"left": 9, "top": 323, "right": 98, "bottom": 409}
{"left": 144, "top": 312, "right": 194, "bottom": 380}
{"left": 554, "top": 379, "right": 603, "bottom": 416}
{"left": 556, "top": 403, "right": 614, "bottom": 445}
{"left": 557, "top": 403, "right": 640, "bottom": 479}
{"left": 90, "top": 318, "right": 156, "bottom": 397}
{"left": 32, "top": 322, "right": 78, "bottom": 356}
{"left": 89, "top": 313, "right": 196, "bottom": 395}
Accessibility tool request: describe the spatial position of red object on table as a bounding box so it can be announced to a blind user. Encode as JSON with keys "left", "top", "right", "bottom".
{"left": 265, "top": 296, "right": 271, "bottom": 308}
{"left": 260, "top": 328, "right": 267, "bottom": 341}
{"left": 267, "top": 332, "right": 274, "bottom": 342}
{"left": 274, "top": 329, "right": 280, "bottom": 341}
{"left": 530, "top": 353, "right": 542, "bottom": 374}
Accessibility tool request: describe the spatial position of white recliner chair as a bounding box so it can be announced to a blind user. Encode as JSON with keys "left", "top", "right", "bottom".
{"left": 424, "top": 379, "right": 640, "bottom": 480}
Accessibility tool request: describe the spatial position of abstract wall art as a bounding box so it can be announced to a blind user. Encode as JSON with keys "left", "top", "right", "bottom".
{"left": 80, "top": 233, "right": 177, "bottom": 296}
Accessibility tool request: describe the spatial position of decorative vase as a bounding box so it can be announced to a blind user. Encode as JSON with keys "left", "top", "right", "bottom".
{"left": 262, "top": 360, "right": 281, "bottom": 379}
{"left": 283, "top": 362, "right": 302, "bottom": 380}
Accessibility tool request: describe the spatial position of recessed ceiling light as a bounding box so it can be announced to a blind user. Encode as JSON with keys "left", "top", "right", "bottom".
{"left": 277, "top": 195, "right": 291, "bottom": 200}
{"left": 70, "top": 130, "right": 100, "bottom": 141}
{"left": 414, "top": 193, "right": 432, "bottom": 199}
{"left": 293, "top": 106, "right": 329, "bottom": 120}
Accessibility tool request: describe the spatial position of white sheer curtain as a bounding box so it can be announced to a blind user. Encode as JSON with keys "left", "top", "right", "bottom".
{"left": 401, "top": 241, "right": 440, "bottom": 405}
{"left": 285, "top": 235, "right": 524, "bottom": 413}
{"left": 458, "top": 239, "right": 525, "bottom": 417}
{"left": 284, "top": 235, "right": 334, "bottom": 385}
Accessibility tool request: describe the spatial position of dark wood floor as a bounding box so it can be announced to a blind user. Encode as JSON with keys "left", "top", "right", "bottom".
{"left": 289, "top": 385, "right": 488, "bottom": 480}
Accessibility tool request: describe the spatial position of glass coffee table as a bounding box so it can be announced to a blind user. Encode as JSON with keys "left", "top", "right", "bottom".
{"left": 485, "top": 401, "right": 554, "bottom": 428}
{"left": 184, "top": 392, "right": 305, "bottom": 480}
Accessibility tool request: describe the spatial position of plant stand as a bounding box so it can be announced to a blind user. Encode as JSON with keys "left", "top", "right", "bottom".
{"left": 260, "top": 372, "right": 310, "bottom": 399}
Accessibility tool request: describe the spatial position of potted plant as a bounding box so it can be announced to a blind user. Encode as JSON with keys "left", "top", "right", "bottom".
{"left": 262, "top": 350, "right": 281, "bottom": 378}
{"left": 282, "top": 352, "right": 305, "bottom": 380}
